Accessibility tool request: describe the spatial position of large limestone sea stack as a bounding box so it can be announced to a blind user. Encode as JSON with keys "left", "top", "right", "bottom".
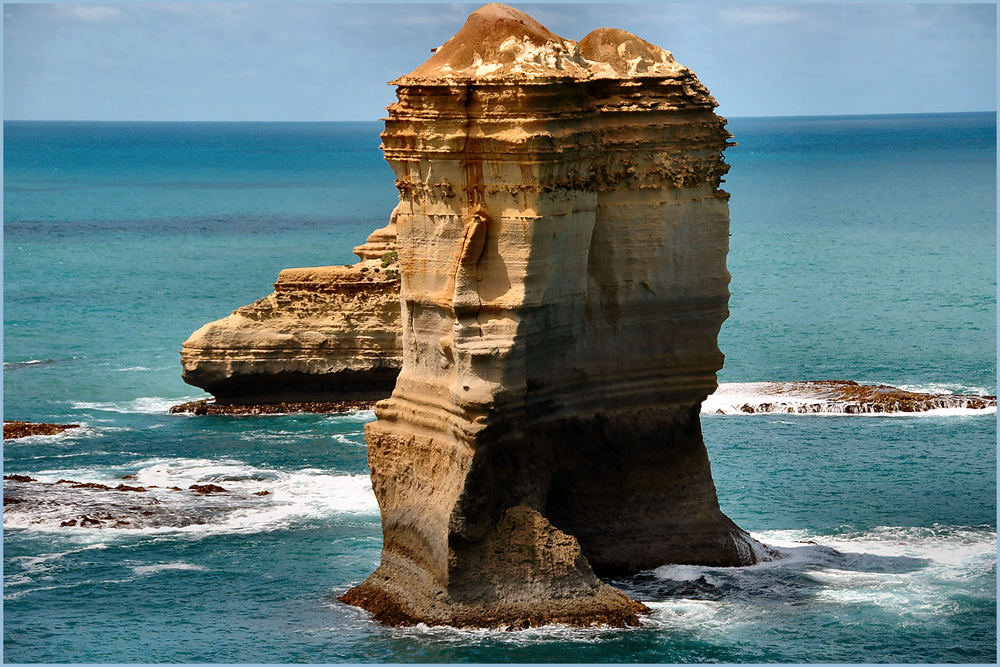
{"left": 341, "top": 4, "right": 767, "bottom": 628}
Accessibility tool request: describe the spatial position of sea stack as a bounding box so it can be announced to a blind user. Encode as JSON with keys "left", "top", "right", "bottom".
{"left": 179, "top": 213, "right": 402, "bottom": 403}
{"left": 341, "top": 4, "right": 766, "bottom": 627}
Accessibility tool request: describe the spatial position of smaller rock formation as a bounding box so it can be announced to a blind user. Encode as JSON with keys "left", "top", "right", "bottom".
{"left": 179, "top": 212, "right": 403, "bottom": 404}
{"left": 3, "top": 421, "right": 80, "bottom": 440}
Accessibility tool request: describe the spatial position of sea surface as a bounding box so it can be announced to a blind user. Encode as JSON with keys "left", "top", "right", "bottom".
{"left": 3, "top": 113, "right": 996, "bottom": 663}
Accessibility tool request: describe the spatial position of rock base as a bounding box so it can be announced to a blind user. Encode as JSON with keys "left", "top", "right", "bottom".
{"left": 339, "top": 581, "right": 648, "bottom": 629}
{"left": 340, "top": 504, "right": 650, "bottom": 629}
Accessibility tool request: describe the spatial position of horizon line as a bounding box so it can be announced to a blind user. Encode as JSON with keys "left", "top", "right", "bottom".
{"left": 4, "top": 110, "right": 997, "bottom": 123}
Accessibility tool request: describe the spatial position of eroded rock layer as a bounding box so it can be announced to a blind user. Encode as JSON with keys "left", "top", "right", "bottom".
{"left": 342, "top": 4, "right": 765, "bottom": 628}
{"left": 180, "top": 216, "right": 402, "bottom": 404}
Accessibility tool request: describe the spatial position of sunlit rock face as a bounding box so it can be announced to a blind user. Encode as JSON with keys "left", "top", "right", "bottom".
{"left": 179, "top": 214, "right": 402, "bottom": 404}
{"left": 341, "top": 3, "right": 767, "bottom": 628}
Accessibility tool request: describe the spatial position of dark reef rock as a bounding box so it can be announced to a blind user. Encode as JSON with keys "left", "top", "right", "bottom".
{"left": 3, "top": 421, "right": 80, "bottom": 440}
{"left": 71, "top": 482, "right": 112, "bottom": 490}
{"left": 188, "top": 484, "right": 227, "bottom": 495}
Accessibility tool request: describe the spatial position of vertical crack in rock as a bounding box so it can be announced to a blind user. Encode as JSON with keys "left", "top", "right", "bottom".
{"left": 340, "top": 3, "right": 767, "bottom": 628}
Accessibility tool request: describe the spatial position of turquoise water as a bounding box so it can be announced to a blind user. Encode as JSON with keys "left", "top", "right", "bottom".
{"left": 3, "top": 114, "right": 996, "bottom": 663}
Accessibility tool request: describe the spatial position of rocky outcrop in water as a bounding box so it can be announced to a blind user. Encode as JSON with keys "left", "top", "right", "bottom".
{"left": 703, "top": 380, "right": 997, "bottom": 415}
{"left": 2, "top": 475, "right": 273, "bottom": 530}
{"left": 3, "top": 421, "right": 80, "bottom": 440}
{"left": 179, "top": 212, "right": 403, "bottom": 404}
{"left": 340, "top": 4, "right": 768, "bottom": 629}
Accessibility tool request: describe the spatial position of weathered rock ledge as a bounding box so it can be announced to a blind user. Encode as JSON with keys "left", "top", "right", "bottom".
{"left": 179, "top": 214, "right": 403, "bottom": 404}
{"left": 341, "top": 4, "right": 767, "bottom": 629}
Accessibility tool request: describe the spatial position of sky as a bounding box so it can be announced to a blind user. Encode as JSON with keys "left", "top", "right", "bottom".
{"left": 3, "top": 2, "right": 997, "bottom": 120}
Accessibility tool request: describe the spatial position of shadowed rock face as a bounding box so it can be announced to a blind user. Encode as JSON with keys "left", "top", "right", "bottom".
{"left": 340, "top": 4, "right": 767, "bottom": 628}
{"left": 179, "top": 214, "right": 402, "bottom": 404}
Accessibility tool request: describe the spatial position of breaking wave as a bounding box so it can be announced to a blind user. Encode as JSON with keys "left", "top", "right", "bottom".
{"left": 71, "top": 396, "right": 209, "bottom": 415}
{"left": 3, "top": 457, "right": 378, "bottom": 535}
{"left": 3, "top": 358, "right": 55, "bottom": 369}
{"left": 620, "top": 524, "right": 996, "bottom": 634}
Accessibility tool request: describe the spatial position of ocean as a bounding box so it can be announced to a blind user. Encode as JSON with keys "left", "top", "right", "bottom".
{"left": 3, "top": 113, "right": 996, "bottom": 663}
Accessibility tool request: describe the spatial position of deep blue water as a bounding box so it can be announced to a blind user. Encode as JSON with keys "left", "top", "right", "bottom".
{"left": 3, "top": 114, "right": 996, "bottom": 663}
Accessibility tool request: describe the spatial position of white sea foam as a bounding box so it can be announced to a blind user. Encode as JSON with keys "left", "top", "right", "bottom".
{"left": 4, "top": 457, "right": 378, "bottom": 536}
{"left": 70, "top": 395, "right": 208, "bottom": 415}
{"left": 895, "top": 382, "right": 994, "bottom": 396}
{"left": 379, "top": 618, "right": 621, "bottom": 642}
{"left": 4, "top": 579, "right": 95, "bottom": 601}
{"left": 11, "top": 543, "right": 109, "bottom": 574}
{"left": 331, "top": 432, "right": 366, "bottom": 446}
{"left": 641, "top": 599, "right": 732, "bottom": 633}
{"left": 331, "top": 409, "right": 377, "bottom": 423}
{"left": 652, "top": 564, "right": 722, "bottom": 587}
{"left": 132, "top": 562, "right": 207, "bottom": 575}
{"left": 702, "top": 382, "right": 995, "bottom": 417}
{"left": 114, "top": 366, "right": 151, "bottom": 372}
{"left": 3, "top": 359, "right": 52, "bottom": 368}
{"left": 631, "top": 524, "right": 997, "bottom": 638}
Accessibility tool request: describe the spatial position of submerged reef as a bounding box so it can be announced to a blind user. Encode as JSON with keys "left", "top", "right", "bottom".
{"left": 3, "top": 421, "right": 80, "bottom": 440}
{"left": 340, "top": 4, "right": 768, "bottom": 628}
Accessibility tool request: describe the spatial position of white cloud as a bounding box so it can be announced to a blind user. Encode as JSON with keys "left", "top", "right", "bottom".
{"left": 716, "top": 5, "right": 805, "bottom": 26}
{"left": 52, "top": 4, "right": 124, "bottom": 23}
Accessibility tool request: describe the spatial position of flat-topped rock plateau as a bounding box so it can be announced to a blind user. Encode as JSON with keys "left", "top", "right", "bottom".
{"left": 179, "top": 213, "right": 402, "bottom": 404}
{"left": 340, "top": 3, "right": 772, "bottom": 629}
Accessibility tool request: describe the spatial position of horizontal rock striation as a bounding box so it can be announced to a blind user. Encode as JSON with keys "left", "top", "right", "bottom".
{"left": 180, "top": 214, "right": 403, "bottom": 404}
{"left": 342, "top": 4, "right": 766, "bottom": 629}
